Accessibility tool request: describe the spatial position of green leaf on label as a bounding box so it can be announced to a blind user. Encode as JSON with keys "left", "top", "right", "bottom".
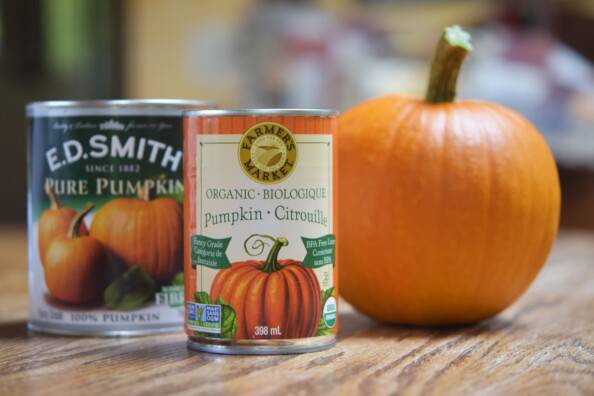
{"left": 316, "top": 323, "right": 334, "bottom": 337}
{"left": 321, "top": 287, "right": 335, "bottom": 303}
{"left": 316, "top": 287, "right": 336, "bottom": 336}
{"left": 216, "top": 296, "right": 238, "bottom": 339}
{"left": 192, "top": 293, "right": 238, "bottom": 339}
{"left": 104, "top": 266, "right": 155, "bottom": 311}
{"left": 195, "top": 291, "right": 212, "bottom": 305}
{"left": 172, "top": 272, "right": 184, "bottom": 286}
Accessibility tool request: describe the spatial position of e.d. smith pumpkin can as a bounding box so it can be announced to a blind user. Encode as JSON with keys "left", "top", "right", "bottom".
{"left": 183, "top": 109, "right": 338, "bottom": 354}
{"left": 27, "top": 100, "right": 213, "bottom": 336}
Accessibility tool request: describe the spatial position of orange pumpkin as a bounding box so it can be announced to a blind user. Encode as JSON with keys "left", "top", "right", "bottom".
{"left": 90, "top": 184, "right": 182, "bottom": 282}
{"left": 44, "top": 204, "right": 108, "bottom": 304}
{"left": 211, "top": 235, "right": 321, "bottom": 339}
{"left": 338, "top": 26, "right": 560, "bottom": 325}
{"left": 38, "top": 184, "right": 88, "bottom": 263}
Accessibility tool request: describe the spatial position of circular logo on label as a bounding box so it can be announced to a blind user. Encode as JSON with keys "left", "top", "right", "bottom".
{"left": 323, "top": 296, "right": 337, "bottom": 328}
{"left": 238, "top": 122, "right": 297, "bottom": 184}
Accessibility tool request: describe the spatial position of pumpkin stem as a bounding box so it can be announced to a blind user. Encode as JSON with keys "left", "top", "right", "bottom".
{"left": 425, "top": 25, "right": 472, "bottom": 103}
{"left": 244, "top": 234, "right": 289, "bottom": 274}
{"left": 46, "top": 183, "right": 61, "bottom": 209}
{"left": 244, "top": 234, "right": 276, "bottom": 256}
{"left": 68, "top": 203, "right": 93, "bottom": 238}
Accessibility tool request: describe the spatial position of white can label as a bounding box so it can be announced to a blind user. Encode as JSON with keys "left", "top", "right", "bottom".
{"left": 187, "top": 123, "right": 336, "bottom": 340}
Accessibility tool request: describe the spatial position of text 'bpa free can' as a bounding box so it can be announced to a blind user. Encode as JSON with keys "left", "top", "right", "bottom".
{"left": 28, "top": 99, "right": 214, "bottom": 336}
{"left": 183, "top": 109, "right": 339, "bottom": 354}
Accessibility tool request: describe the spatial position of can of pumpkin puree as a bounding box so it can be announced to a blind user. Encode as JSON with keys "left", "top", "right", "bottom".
{"left": 183, "top": 109, "right": 338, "bottom": 354}
{"left": 27, "top": 100, "right": 215, "bottom": 336}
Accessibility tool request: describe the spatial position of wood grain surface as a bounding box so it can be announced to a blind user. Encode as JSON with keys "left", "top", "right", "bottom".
{"left": 1, "top": 227, "right": 593, "bottom": 396}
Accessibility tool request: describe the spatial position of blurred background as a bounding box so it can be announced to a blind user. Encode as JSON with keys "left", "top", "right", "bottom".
{"left": 1, "top": 0, "right": 593, "bottom": 227}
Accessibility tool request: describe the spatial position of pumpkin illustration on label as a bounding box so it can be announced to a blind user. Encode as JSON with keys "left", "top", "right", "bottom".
{"left": 38, "top": 184, "right": 88, "bottom": 264}
{"left": 210, "top": 234, "right": 321, "bottom": 340}
{"left": 90, "top": 182, "right": 182, "bottom": 282}
{"left": 44, "top": 203, "right": 109, "bottom": 304}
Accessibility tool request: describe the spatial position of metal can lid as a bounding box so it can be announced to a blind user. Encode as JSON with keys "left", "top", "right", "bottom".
{"left": 183, "top": 108, "right": 339, "bottom": 118}
{"left": 26, "top": 99, "right": 215, "bottom": 117}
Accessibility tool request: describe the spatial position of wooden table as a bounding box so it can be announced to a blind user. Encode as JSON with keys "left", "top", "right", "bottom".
{"left": 1, "top": 227, "right": 593, "bottom": 396}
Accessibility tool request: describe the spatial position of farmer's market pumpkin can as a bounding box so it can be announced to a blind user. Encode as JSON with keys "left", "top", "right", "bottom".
{"left": 183, "top": 109, "right": 338, "bottom": 354}
{"left": 27, "top": 100, "right": 214, "bottom": 336}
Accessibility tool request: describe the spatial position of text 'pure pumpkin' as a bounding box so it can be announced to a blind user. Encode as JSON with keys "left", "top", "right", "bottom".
{"left": 338, "top": 26, "right": 561, "bottom": 325}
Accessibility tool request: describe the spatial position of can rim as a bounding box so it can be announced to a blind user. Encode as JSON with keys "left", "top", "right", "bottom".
{"left": 183, "top": 108, "right": 339, "bottom": 117}
{"left": 26, "top": 99, "right": 215, "bottom": 113}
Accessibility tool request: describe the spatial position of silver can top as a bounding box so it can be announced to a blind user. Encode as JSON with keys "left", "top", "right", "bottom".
{"left": 27, "top": 99, "right": 215, "bottom": 117}
{"left": 183, "top": 108, "right": 339, "bottom": 118}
